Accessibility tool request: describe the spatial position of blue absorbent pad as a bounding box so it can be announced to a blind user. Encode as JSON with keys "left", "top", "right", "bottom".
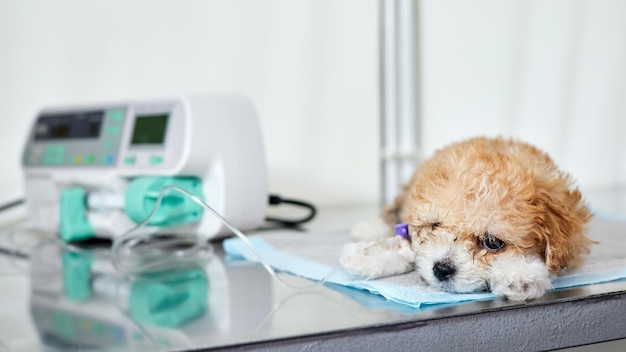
{"left": 223, "top": 216, "right": 626, "bottom": 308}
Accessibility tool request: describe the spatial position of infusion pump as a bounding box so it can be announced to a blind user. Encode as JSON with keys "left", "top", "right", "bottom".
{"left": 21, "top": 94, "right": 268, "bottom": 241}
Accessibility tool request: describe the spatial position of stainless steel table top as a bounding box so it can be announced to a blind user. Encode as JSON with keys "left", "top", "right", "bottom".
{"left": 0, "top": 193, "right": 625, "bottom": 351}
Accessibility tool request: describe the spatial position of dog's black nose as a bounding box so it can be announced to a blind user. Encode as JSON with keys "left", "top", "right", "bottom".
{"left": 433, "top": 261, "right": 456, "bottom": 282}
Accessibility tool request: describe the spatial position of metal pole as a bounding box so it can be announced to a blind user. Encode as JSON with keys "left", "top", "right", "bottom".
{"left": 380, "top": 0, "right": 421, "bottom": 206}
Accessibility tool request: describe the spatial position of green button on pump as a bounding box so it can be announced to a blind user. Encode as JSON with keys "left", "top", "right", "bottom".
{"left": 43, "top": 155, "right": 55, "bottom": 165}
{"left": 150, "top": 155, "right": 164, "bottom": 165}
{"left": 44, "top": 144, "right": 66, "bottom": 154}
{"left": 41, "top": 145, "right": 67, "bottom": 166}
{"left": 107, "top": 109, "right": 125, "bottom": 121}
{"left": 124, "top": 156, "right": 136, "bottom": 165}
{"left": 101, "top": 154, "right": 115, "bottom": 164}
{"left": 43, "top": 154, "right": 64, "bottom": 165}
{"left": 104, "top": 126, "right": 121, "bottom": 136}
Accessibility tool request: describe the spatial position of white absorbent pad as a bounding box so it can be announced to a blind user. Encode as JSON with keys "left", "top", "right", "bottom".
{"left": 223, "top": 216, "right": 626, "bottom": 308}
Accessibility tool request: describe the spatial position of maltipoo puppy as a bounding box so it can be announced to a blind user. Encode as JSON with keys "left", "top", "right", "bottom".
{"left": 340, "top": 137, "right": 592, "bottom": 301}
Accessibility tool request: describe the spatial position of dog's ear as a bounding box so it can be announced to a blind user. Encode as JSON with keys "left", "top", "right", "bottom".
{"left": 537, "top": 189, "right": 592, "bottom": 274}
{"left": 382, "top": 184, "right": 409, "bottom": 226}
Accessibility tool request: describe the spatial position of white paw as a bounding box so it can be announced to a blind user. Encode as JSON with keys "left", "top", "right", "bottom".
{"left": 351, "top": 217, "right": 394, "bottom": 241}
{"left": 339, "top": 236, "right": 414, "bottom": 279}
{"left": 489, "top": 254, "right": 552, "bottom": 301}
{"left": 490, "top": 275, "right": 551, "bottom": 301}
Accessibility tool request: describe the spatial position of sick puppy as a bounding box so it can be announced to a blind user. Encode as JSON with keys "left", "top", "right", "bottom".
{"left": 340, "top": 137, "right": 592, "bottom": 301}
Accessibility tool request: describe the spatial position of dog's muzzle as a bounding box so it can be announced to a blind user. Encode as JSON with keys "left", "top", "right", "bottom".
{"left": 433, "top": 261, "right": 456, "bottom": 282}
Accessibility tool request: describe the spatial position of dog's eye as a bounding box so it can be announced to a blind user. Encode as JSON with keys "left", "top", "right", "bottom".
{"left": 431, "top": 222, "right": 441, "bottom": 229}
{"left": 479, "top": 234, "right": 506, "bottom": 252}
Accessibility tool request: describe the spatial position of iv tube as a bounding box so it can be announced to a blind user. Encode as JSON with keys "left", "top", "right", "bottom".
{"left": 111, "top": 186, "right": 336, "bottom": 289}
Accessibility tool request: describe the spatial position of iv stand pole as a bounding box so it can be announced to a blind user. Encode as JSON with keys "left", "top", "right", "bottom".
{"left": 380, "top": 0, "right": 422, "bottom": 206}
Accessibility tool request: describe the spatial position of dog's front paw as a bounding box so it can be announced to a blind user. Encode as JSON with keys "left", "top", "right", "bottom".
{"left": 491, "top": 275, "right": 551, "bottom": 301}
{"left": 340, "top": 236, "right": 414, "bottom": 279}
{"left": 489, "top": 254, "right": 552, "bottom": 301}
{"left": 351, "top": 217, "right": 394, "bottom": 241}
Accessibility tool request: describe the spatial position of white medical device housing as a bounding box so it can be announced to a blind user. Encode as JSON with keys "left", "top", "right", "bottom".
{"left": 22, "top": 94, "right": 268, "bottom": 240}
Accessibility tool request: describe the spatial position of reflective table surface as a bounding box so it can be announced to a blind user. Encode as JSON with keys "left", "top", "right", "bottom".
{"left": 1, "top": 188, "right": 625, "bottom": 351}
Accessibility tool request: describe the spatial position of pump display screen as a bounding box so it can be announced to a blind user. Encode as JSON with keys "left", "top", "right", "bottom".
{"left": 131, "top": 114, "right": 169, "bottom": 145}
{"left": 34, "top": 111, "right": 103, "bottom": 140}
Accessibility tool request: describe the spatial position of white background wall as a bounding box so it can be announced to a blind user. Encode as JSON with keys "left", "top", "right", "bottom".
{"left": 420, "top": 0, "right": 626, "bottom": 192}
{"left": 1, "top": 0, "right": 625, "bottom": 209}
{"left": 0, "top": 0, "right": 379, "bottom": 206}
